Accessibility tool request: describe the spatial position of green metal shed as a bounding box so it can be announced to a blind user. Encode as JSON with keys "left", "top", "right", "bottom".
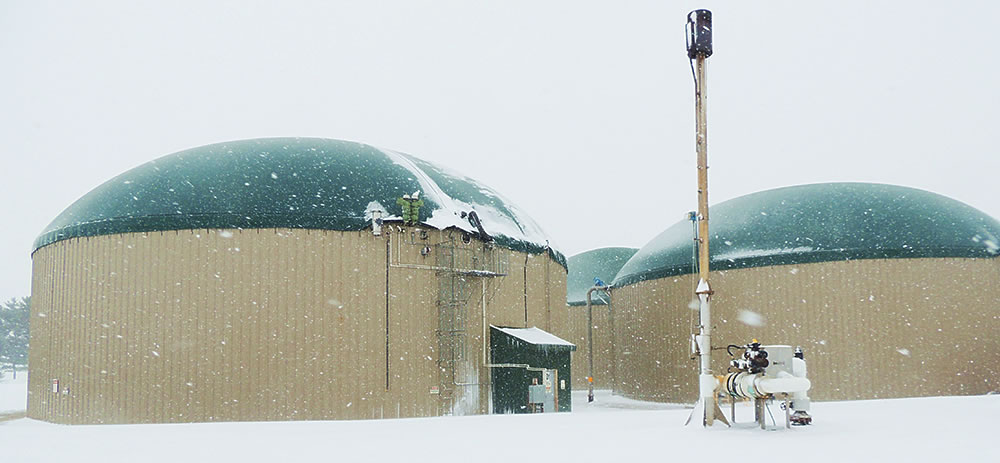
{"left": 490, "top": 326, "right": 575, "bottom": 414}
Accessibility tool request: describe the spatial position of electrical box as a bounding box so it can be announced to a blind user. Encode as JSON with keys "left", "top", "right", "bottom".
{"left": 527, "top": 371, "right": 557, "bottom": 413}
{"left": 528, "top": 384, "right": 546, "bottom": 404}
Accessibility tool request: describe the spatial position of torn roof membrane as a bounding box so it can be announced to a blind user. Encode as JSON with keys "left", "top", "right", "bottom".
{"left": 34, "top": 137, "right": 565, "bottom": 267}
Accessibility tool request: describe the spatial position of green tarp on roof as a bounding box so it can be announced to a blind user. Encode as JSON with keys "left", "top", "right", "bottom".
{"left": 567, "top": 247, "right": 637, "bottom": 306}
{"left": 613, "top": 183, "right": 1000, "bottom": 287}
{"left": 34, "top": 138, "right": 565, "bottom": 268}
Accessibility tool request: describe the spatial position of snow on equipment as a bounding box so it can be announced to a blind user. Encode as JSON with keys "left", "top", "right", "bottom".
{"left": 396, "top": 192, "right": 424, "bottom": 226}
{"left": 723, "top": 341, "right": 813, "bottom": 428}
{"left": 682, "top": 10, "right": 813, "bottom": 429}
{"left": 461, "top": 210, "right": 493, "bottom": 242}
{"left": 366, "top": 201, "right": 386, "bottom": 236}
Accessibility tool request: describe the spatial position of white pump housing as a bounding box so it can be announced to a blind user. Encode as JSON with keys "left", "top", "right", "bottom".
{"left": 723, "top": 342, "right": 813, "bottom": 427}
{"left": 761, "top": 345, "right": 794, "bottom": 377}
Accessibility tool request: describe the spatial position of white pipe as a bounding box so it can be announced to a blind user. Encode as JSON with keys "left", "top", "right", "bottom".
{"left": 725, "top": 370, "right": 811, "bottom": 399}
{"left": 388, "top": 230, "right": 504, "bottom": 275}
{"left": 482, "top": 279, "right": 488, "bottom": 365}
{"left": 756, "top": 372, "right": 811, "bottom": 394}
{"left": 791, "top": 357, "right": 811, "bottom": 412}
{"left": 696, "top": 280, "right": 714, "bottom": 402}
{"left": 486, "top": 363, "right": 547, "bottom": 372}
{"left": 391, "top": 262, "right": 504, "bottom": 276}
{"left": 585, "top": 285, "right": 608, "bottom": 403}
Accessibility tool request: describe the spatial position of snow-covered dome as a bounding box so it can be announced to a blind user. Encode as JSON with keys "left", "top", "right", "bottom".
{"left": 613, "top": 182, "right": 1000, "bottom": 286}
{"left": 35, "top": 137, "right": 564, "bottom": 265}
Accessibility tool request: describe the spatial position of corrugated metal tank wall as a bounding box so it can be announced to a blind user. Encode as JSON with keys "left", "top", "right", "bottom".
{"left": 27, "top": 227, "right": 567, "bottom": 424}
{"left": 609, "top": 258, "right": 1000, "bottom": 403}
{"left": 566, "top": 305, "right": 614, "bottom": 390}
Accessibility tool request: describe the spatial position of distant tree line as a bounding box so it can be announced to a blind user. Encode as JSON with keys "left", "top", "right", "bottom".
{"left": 0, "top": 297, "right": 29, "bottom": 369}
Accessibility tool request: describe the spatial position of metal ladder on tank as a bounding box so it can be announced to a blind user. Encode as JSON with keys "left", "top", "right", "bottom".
{"left": 435, "top": 240, "right": 470, "bottom": 415}
{"left": 434, "top": 235, "right": 508, "bottom": 415}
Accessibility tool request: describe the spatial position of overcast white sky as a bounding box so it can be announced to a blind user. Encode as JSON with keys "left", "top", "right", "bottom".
{"left": 2, "top": 1, "right": 998, "bottom": 301}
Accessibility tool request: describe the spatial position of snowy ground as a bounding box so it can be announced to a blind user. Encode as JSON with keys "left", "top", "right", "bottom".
{"left": 0, "top": 369, "right": 27, "bottom": 415}
{"left": 1, "top": 373, "right": 997, "bottom": 463}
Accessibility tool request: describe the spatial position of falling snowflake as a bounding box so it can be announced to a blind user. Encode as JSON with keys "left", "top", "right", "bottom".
{"left": 737, "top": 310, "right": 766, "bottom": 327}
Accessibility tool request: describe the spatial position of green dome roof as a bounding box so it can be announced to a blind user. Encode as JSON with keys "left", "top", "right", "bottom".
{"left": 613, "top": 183, "right": 1000, "bottom": 287}
{"left": 35, "top": 137, "right": 565, "bottom": 267}
{"left": 566, "top": 247, "right": 637, "bottom": 306}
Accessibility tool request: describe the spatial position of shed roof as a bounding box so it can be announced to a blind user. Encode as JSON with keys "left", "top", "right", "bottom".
{"left": 491, "top": 326, "right": 576, "bottom": 348}
{"left": 34, "top": 138, "right": 565, "bottom": 267}
{"left": 613, "top": 183, "right": 1000, "bottom": 287}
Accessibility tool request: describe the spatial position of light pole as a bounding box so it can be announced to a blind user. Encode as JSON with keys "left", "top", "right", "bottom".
{"left": 686, "top": 9, "right": 728, "bottom": 427}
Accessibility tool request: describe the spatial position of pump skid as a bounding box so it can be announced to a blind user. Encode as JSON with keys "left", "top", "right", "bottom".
{"left": 722, "top": 342, "right": 813, "bottom": 428}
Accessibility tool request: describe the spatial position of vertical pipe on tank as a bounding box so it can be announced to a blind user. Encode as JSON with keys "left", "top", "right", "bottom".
{"left": 585, "top": 285, "right": 608, "bottom": 403}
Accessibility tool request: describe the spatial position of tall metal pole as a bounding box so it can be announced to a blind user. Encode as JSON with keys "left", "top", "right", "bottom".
{"left": 695, "top": 54, "right": 710, "bottom": 292}
{"left": 695, "top": 51, "right": 716, "bottom": 426}
{"left": 686, "top": 8, "right": 726, "bottom": 427}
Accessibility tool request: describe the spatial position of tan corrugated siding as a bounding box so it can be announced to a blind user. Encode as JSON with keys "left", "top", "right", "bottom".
{"left": 54, "top": 239, "right": 69, "bottom": 420}
{"left": 28, "top": 227, "right": 567, "bottom": 424}
{"left": 47, "top": 240, "right": 63, "bottom": 421}
{"left": 610, "top": 258, "right": 1000, "bottom": 403}
{"left": 81, "top": 235, "right": 97, "bottom": 422}
{"left": 74, "top": 235, "right": 92, "bottom": 423}
{"left": 388, "top": 229, "right": 436, "bottom": 417}
{"left": 152, "top": 232, "right": 168, "bottom": 423}
{"left": 245, "top": 229, "right": 265, "bottom": 421}
{"left": 487, "top": 250, "right": 526, "bottom": 328}
{"left": 566, "top": 303, "right": 612, "bottom": 389}
{"left": 524, "top": 253, "right": 548, "bottom": 331}
{"left": 135, "top": 232, "right": 151, "bottom": 423}
{"left": 546, "top": 255, "right": 570, "bottom": 344}
{"left": 178, "top": 231, "right": 198, "bottom": 421}
{"left": 28, "top": 244, "right": 47, "bottom": 418}
{"left": 47, "top": 241, "right": 63, "bottom": 421}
